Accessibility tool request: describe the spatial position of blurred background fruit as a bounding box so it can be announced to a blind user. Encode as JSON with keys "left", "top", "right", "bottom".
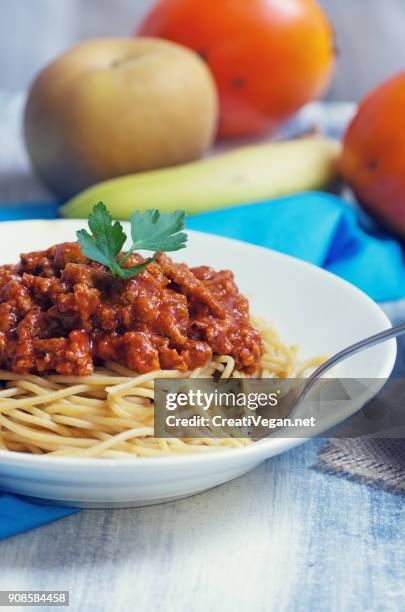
{"left": 61, "top": 136, "right": 341, "bottom": 219}
{"left": 139, "top": 0, "right": 335, "bottom": 138}
{"left": 341, "top": 72, "right": 405, "bottom": 236}
{"left": 24, "top": 37, "right": 218, "bottom": 199}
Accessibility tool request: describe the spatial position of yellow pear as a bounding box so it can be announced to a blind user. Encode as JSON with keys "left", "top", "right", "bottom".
{"left": 24, "top": 37, "right": 218, "bottom": 199}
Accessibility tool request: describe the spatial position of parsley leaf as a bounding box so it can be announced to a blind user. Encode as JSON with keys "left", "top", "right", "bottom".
{"left": 76, "top": 202, "right": 187, "bottom": 279}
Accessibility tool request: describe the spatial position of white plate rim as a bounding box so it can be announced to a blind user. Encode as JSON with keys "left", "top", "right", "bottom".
{"left": 0, "top": 220, "right": 396, "bottom": 470}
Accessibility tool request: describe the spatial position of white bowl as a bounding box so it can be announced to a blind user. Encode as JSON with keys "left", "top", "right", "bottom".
{"left": 0, "top": 220, "right": 396, "bottom": 507}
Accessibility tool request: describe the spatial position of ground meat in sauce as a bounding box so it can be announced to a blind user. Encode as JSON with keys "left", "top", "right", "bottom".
{"left": 0, "top": 243, "right": 264, "bottom": 376}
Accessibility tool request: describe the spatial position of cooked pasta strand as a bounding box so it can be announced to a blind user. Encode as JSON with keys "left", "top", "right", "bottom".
{"left": 0, "top": 320, "right": 324, "bottom": 457}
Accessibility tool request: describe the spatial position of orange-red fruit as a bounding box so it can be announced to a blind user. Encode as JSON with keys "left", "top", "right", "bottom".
{"left": 341, "top": 72, "right": 405, "bottom": 236}
{"left": 138, "top": 0, "right": 335, "bottom": 138}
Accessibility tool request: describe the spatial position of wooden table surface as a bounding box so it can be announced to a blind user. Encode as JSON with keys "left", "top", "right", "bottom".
{"left": 1, "top": 436, "right": 404, "bottom": 612}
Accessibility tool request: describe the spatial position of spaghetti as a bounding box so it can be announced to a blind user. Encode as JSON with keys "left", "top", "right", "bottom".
{"left": 0, "top": 318, "right": 325, "bottom": 457}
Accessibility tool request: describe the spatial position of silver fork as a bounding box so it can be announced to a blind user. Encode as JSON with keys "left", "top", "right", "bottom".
{"left": 293, "top": 322, "right": 405, "bottom": 411}
{"left": 253, "top": 322, "right": 405, "bottom": 440}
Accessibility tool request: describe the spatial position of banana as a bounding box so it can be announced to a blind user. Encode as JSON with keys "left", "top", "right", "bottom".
{"left": 60, "top": 136, "right": 341, "bottom": 219}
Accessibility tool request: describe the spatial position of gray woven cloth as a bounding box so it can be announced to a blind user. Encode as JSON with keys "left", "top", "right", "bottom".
{"left": 316, "top": 439, "right": 405, "bottom": 494}
{"left": 0, "top": 91, "right": 404, "bottom": 493}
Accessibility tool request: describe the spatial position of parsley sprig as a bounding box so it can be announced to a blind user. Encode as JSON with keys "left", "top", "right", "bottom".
{"left": 76, "top": 202, "right": 187, "bottom": 279}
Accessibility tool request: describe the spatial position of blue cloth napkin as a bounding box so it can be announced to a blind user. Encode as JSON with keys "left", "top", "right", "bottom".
{"left": 0, "top": 494, "right": 80, "bottom": 539}
{"left": 1, "top": 190, "right": 405, "bottom": 539}
{"left": 188, "top": 192, "right": 405, "bottom": 303}
{"left": 0, "top": 201, "right": 60, "bottom": 221}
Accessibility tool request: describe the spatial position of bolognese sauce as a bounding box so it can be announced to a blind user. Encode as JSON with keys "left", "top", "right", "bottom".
{"left": 0, "top": 243, "right": 264, "bottom": 376}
